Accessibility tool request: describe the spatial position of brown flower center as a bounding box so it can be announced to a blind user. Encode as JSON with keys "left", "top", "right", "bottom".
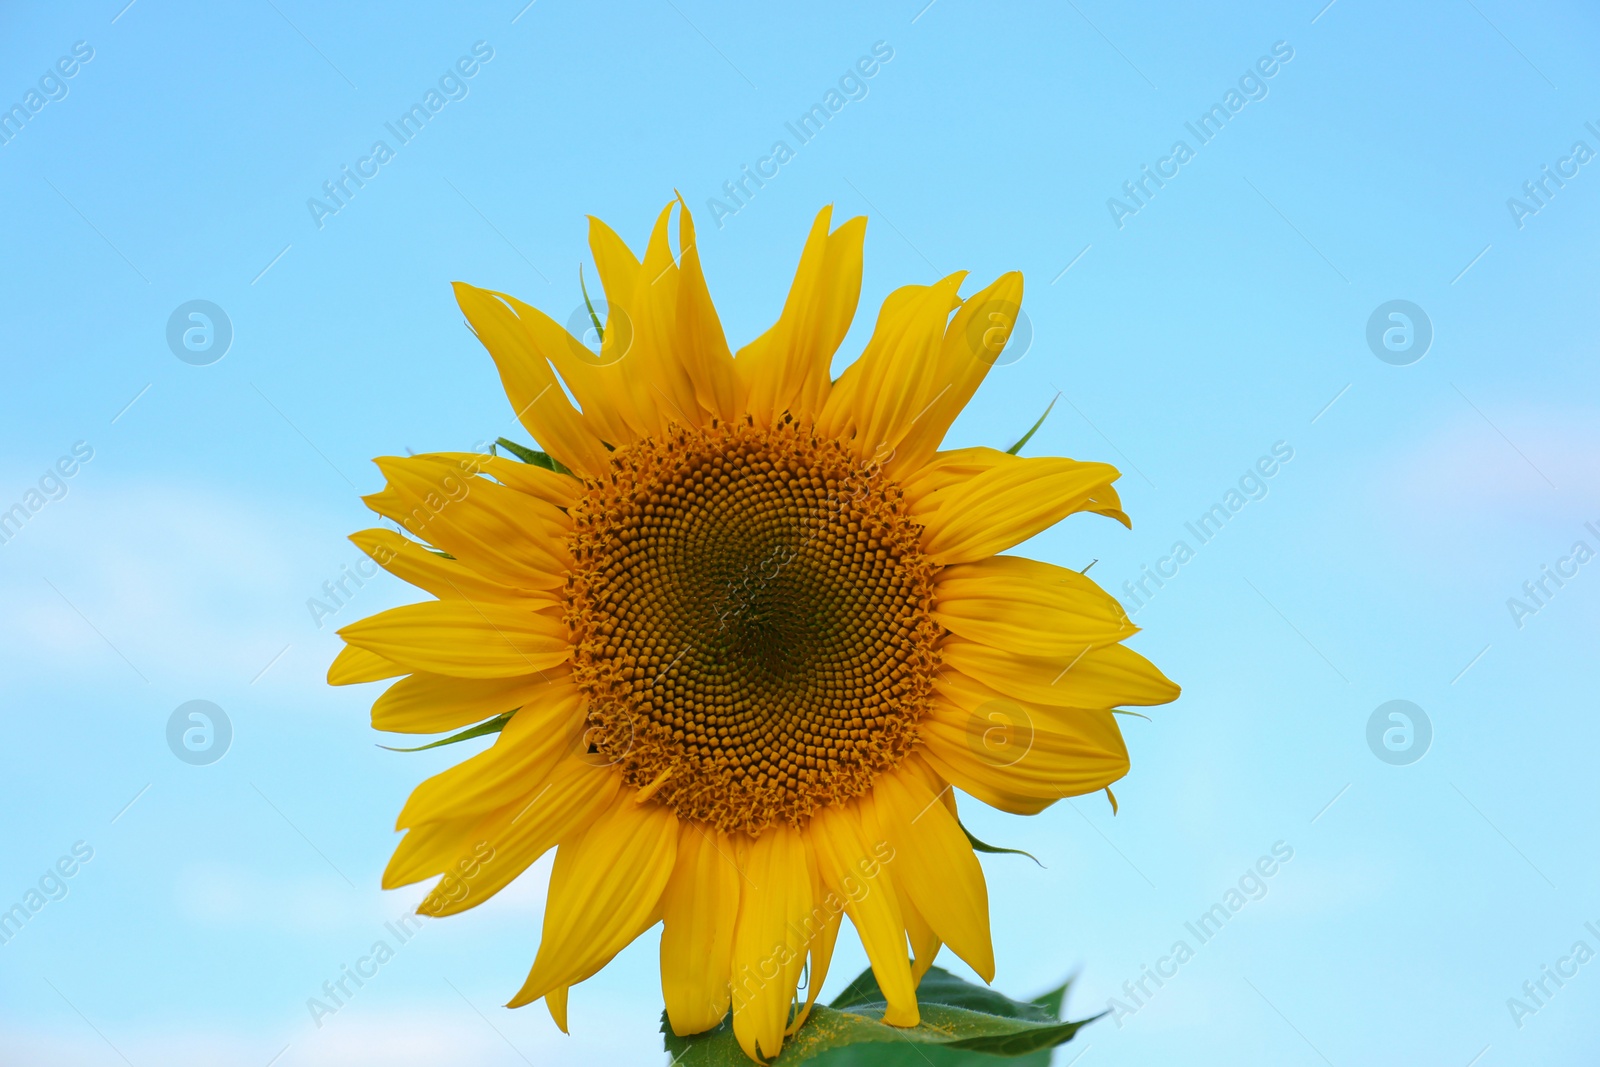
{"left": 564, "top": 417, "right": 940, "bottom": 833}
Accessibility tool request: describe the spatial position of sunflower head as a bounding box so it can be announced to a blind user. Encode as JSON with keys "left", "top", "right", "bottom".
{"left": 566, "top": 415, "right": 944, "bottom": 835}
{"left": 331, "top": 199, "right": 1178, "bottom": 1063}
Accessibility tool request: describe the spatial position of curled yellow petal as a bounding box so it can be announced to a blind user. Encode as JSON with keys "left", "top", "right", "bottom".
{"left": 736, "top": 206, "right": 865, "bottom": 425}
{"left": 914, "top": 455, "right": 1124, "bottom": 564}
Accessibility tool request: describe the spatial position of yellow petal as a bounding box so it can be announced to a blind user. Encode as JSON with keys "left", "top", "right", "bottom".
{"left": 629, "top": 203, "right": 705, "bottom": 436}
{"left": 371, "top": 668, "right": 572, "bottom": 734}
{"left": 915, "top": 756, "right": 1042, "bottom": 816}
{"left": 492, "top": 289, "right": 648, "bottom": 447}
{"left": 890, "top": 272, "right": 1025, "bottom": 474}
{"left": 919, "top": 672, "right": 1135, "bottom": 814}
{"left": 381, "top": 813, "right": 481, "bottom": 888}
{"left": 583, "top": 214, "right": 653, "bottom": 438}
{"left": 327, "top": 642, "right": 405, "bottom": 685}
{"left": 661, "top": 823, "right": 742, "bottom": 1036}
{"left": 736, "top": 206, "right": 866, "bottom": 425}
{"left": 507, "top": 794, "right": 678, "bottom": 1007}
{"left": 816, "top": 275, "right": 965, "bottom": 461}
{"left": 350, "top": 528, "right": 559, "bottom": 608}
{"left": 363, "top": 456, "right": 570, "bottom": 592}
{"left": 900, "top": 446, "right": 1011, "bottom": 504}
{"left": 576, "top": 204, "right": 717, "bottom": 439}
{"left": 587, "top": 212, "right": 642, "bottom": 310}
{"left": 337, "top": 600, "right": 570, "bottom": 679}
{"left": 546, "top": 985, "right": 570, "bottom": 1033}
{"left": 425, "top": 451, "right": 580, "bottom": 510}
{"left": 453, "top": 282, "right": 613, "bottom": 477}
{"left": 730, "top": 825, "right": 812, "bottom": 1062}
{"left": 382, "top": 452, "right": 571, "bottom": 548}
{"left": 673, "top": 196, "right": 740, "bottom": 424}
{"left": 809, "top": 801, "right": 919, "bottom": 1028}
{"left": 900, "top": 895, "right": 942, "bottom": 986}
{"left": 395, "top": 688, "right": 585, "bottom": 827}
{"left": 913, "top": 455, "right": 1124, "bottom": 565}
{"left": 789, "top": 845, "right": 841, "bottom": 1036}
{"left": 403, "top": 836, "right": 498, "bottom": 907}
{"left": 898, "top": 749, "right": 955, "bottom": 803}
{"left": 864, "top": 765, "right": 994, "bottom": 982}
{"left": 941, "top": 638, "right": 1179, "bottom": 709}
{"left": 414, "top": 756, "right": 622, "bottom": 914}
{"left": 934, "top": 555, "right": 1135, "bottom": 660}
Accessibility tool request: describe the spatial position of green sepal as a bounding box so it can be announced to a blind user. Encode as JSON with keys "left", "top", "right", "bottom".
{"left": 377, "top": 711, "right": 514, "bottom": 753}
{"left": 959, "top": 818, "right": 1045, "bottom": 868}
{"left": 579, "top": 262, "right": 604, "bottom": 342}
{"left": 662, "top": 965, "right": 1096, "bottom": 1065}
{"left": 1004, "top": 393, "right": 1059, "bottom": 456}
{"left": 389, "top": 521, "right": 454, "bottom": 559}
{"left": 494, "top": 436, "right": 571, "bottom": 475}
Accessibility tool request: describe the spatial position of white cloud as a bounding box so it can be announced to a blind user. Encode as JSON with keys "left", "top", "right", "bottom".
{"left": 1376, "top": 405, "right": 1600, "bottom": 519}
{"left": 0, "top": 478, "right": 379, "bottom": 695}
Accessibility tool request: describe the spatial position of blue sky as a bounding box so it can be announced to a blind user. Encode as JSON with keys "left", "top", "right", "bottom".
{"left": 2, "top": 0, "right": 1598, "bottom": 1063}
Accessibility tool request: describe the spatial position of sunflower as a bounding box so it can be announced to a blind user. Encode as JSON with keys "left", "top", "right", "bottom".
{"left": 329, "top": 199, "right": 1178, "bottom": 1063}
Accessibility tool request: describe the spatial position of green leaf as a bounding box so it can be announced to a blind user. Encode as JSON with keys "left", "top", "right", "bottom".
{"left": 959, "top": 819, "right": 1044, "bottom": 868}
{"left": 494, "top": 436, "right": 571, "bottom": 475}
{"left": 377, "top": 711, "right": 513, "bottom": 753}
{"left": 830, "top": 967, "right": 1051, "bottom": 1019}
{"left": 1026, "top": 978, "right": 1071, "bottom": 1021}
{"left": 1004, "top": 393, "right": 1059, "bottom": 456}
{"left": 579, "top": 262, "right": 604, "bottom": 342}
{"left": 662, "top": 965, "right": 1095, "bottom": 1065}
